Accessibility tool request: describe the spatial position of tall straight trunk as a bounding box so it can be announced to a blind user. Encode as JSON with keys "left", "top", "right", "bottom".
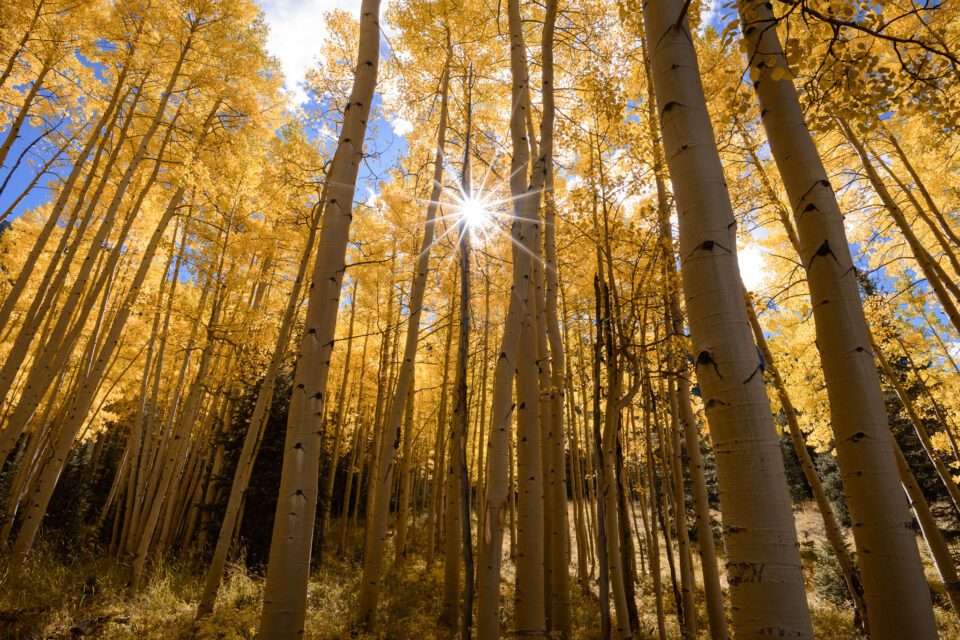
{"left": 644, "top": 2, "right": 814, "bottom": 637}
{"left": 665, "top": 376, "right": 698, "bottom": 640}
{"left": 0, "top": 51, "right": 192, "bottom": 462}
{"left": 363, "top": 269, "right": 398, "bottom": 544}
{"left": 7, "top": 165, "right": 195, "bottom": 573}
{"left": 129, "top": 283, "right": 227, "bottom": 589}
{"left": 338, "top": 362, "right": 368, "bottom": 559}
{"left": 394, "top": 378, "right": 416, "bottom": 562}
{"left": 737, "top": 3, "right": 938, "bottom": 635}
{"left": 356, "top": 45, "right": 450, "bottom": 624}
{"left": 258, "top": 3, "right": 380, "bottom": 637}
{"left": 475, "top": 0, "right": 550, "bottom": 635}
{"left": 195, "top": 198, "right": 323, "bottom": 618}
{"left": 591, "top": 276, "right": 611, "bottom": 640}
{"left": 538, "top": 3, "right": 569, "bottom": 634}
{"left": 596, "top": 276, "right": 631, "bottom": 639}
{"left": 0, "top": 56, "right": 134, "bottom": 373}
{"left": 452, "top": 81, "right": 476, "bottom": 640}
{"left": 874, "top": 148, "right": 960, "bottom": 280}
{"left": 317, "top": 279, "right": 358, "bottom": 563}
{"left": 125, "top": 220, "right": 192, "bottom": 555}
{"left": 515, "top": 278, "right": 546, "bottom": 640}
{"left": 641, "top": 21, "right": 728, "bottom": 637}
{"left": 427, "top": 302, "right": 455, "bottom": 565}
{"left": 473, "top": 277, "right": 490, "bottom": 551}
{"left": 641, "top": 378, "right": 667, "bottom": 640}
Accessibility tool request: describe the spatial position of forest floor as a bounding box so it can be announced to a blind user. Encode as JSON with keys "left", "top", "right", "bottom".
{"left": 1, "top": 505, "right": 958, "bottom": 639}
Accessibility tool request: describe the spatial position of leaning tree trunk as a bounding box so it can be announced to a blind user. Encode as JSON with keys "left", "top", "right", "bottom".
{"left": 643, "top": 2, "right": 814, "bottom": 637}
{"left": 195, "top": 195, "right": 324, "bottom": 618}
{"left": 745, "top": 294, "right": 868, "bottom": 630}
{"left": 257, "top": 3, "right": 380, "bottom": 638}
{"left": 737, "top": 2, "right": 937, "bottom": 635}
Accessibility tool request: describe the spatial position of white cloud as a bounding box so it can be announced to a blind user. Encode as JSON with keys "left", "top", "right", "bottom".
{"left": 255, "top": 0, "right": 361, "bottom": 104}
{"left": 700, "top": 0, "right": 724, "bottom": 33}
{"left": 738, "top": 242, "right": 770, "bottom": 292}
{"left": 391, "top": 117, "right": 413, "bottom": 137}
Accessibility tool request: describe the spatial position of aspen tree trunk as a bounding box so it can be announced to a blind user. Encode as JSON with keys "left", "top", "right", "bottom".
{"left": 258, "top": 2, "right": 380, "bottom": 636}
{"left": 893, "top": 334, "right": 960, "bottom": 462}
{"left": 745, "top": 295, "right": 868, "bottom": 629}
{"left": 538, "top": 2, "right": 570, "bottom": 634}
{"left": 338, "top": 368, "right": 368, "bottom": 558}
{"left": 317, "top": 281, "right": 357, "bottom": 565}
{"left": 0, "top": 62, "right": 134, "bottom": 385}
{"left": 394, "top": 379, "right": 416, "bottom": 562}
{"left": 1, "top": 61, "right": 148, "bottom": 347}
{"left": 591, "top": 276, "right": 612, "bottom": 640}
{"left": 515, "top": 278, "right": 546, "bottom": 640}
{"left": 640, "top": 380, "right": 667, "bottom": 640}
{"left": 613, "top": 415, "right": 641, "bottom": 634}
{"left": 0, "top": 67, "right": 192, "bottom": 462}
{"left": 0, "top": 0, "right": 46, "bottom": 90}
{"left": 0, "top": 60, "right": 52, "bottom": 171}
{"left": 665, "top": 375, "right": 698, "bottom": 640}
{"left": 1, "top": 75, "right": 140, "bottom": 342}
{"left": 7, "top": 165, "right": 195, "bottom": 572}
{"left": 441, "top": 357, "right": 463, "bottom": 628}
{"left": 875, "top": 151, "right": 960, "bottom": 280}
{"left": 737, "top": 4, "right": 938, "bottom": 635}
{"left": 645, "top": 2, "right": 814, "bottom": 636}
{"left": 641, "top": 22, "right": 728, "bottom": 636}
{"left": 895, "top": 444, "right": 960, "bottom": 620}
{"left": 476, "top": 1, "right": 552, "bottom": 635}
{"left": 881, "top": 125, "right": 960, "bottom": 248}
{"left": 474, "top": 278, "right": 491, "bottom": 550}
{"left": 356, "top": 45, "right": 450, "bottom": 624}
{"left": 427, "top": 305, "right": 455, "bottom": 566}
{"left": 130, "top": 286, "right": 226, "bottom": 589}
{"left": 363, "top": 273, "right": 399, "bottom": 542}
{"left": 597, "top": 278, "right": 631, "bottom": 640}
{"left": 453, "top": 82, "right": 476, "bottom": 640}
{"left": 840, "top": 120, "right": 960, "bottom": 327}
{"left": 874, "top": 335, "right": 960, "bottom": 515}
{"left": 106, "top": 223, "right": 180, "bottom": 539}
{"left": 196, "top": 199, "right": 324, "bottom": 618}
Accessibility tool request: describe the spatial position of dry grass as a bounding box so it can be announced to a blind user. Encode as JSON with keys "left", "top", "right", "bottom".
{"left": 1, "top": 507, "right": 959, "bottom": 639}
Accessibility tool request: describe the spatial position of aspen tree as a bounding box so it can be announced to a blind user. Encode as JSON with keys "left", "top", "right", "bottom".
{"left": 643, "top": 1, "right": 814, "bottom": 636}
{"left": 317, "top": 278, "right": 358, "bottom": 565}
{"left": 196, "top": 194, "right": 325, "bottom": 618}
{"left": 745, "top": 295, "right": 868, "bottom": 630}
{"left": 258, "top": 2, "right": 380, "bottom": 636}
{"left": 451, "top": 88, "right": 475, "bottom": 639}
{"left": 394, "top": 378, "right": 416, "bottom": 561}
{"left": 737, "top": 2, "right": 938, "bottom": 635}
{"left": 895, "top": 444, "right": 960, "bottom": 620}
{"left": 838, "top": 119, "right": 960, "bottom": 330}
{"left": 0, "top": 32, "right": 196, "bottom": 464}
{"left": 638, "top": 20, "right": 728, "bottom": 637}
{"left": 356, "top": 39, "right": 451, "bottom": 625}
{"left": 474, "top": 0, "right": 549, "bottom": 633}
{"left": 537, "top": 3, "right": 571, "bottom": 634}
